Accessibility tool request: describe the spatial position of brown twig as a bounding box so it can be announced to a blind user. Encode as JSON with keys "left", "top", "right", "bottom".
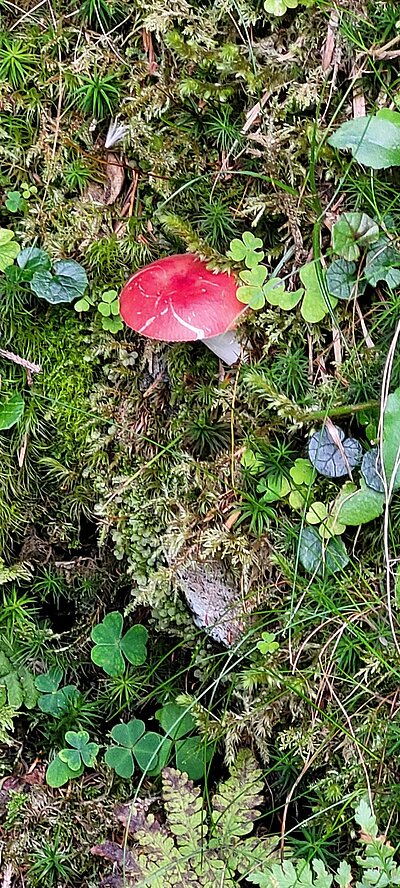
{"left": 0, "top": 349, "right": 42, "bottom": 385}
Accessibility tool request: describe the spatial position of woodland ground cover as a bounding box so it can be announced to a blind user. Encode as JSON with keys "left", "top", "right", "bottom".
{"left": 2, "top": 0, "right": 400, "bottom": 885}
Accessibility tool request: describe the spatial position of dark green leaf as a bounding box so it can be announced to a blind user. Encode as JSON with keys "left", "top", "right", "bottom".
{"left": 30, "top": 259, "right": 88, "bottom": 304}
{"left": 120, "top": 624, "right": 148, "bottom": 667}
{"left": 364, "top": 238, "right": 400, "bottom": 288}
{"left": 155, "top": 702, "right": 195, "bottom": 740}
{"left": 298, "top": 526, "right": 349, "bottom": 575}
{"left": 175, "top": 736, "right": 212, "bottom": 780}
{"left": 326, "top": 259, "right": 365, "bottom": 300}
{"left": 332, "top": 212, "right": 379, "bottom": 260}
{"left": 110, "top": 719, "right": 145, "bottom": 748}
{"left": 46, "top": 755, "right": 84, "bottom": 788}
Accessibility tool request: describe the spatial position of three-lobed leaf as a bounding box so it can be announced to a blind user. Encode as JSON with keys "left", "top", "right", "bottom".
{"left": 0, "top": 228, "right": 20, "bottom": 271}
{"left": 90, "top": 612, "right": 148, "bottom": 676}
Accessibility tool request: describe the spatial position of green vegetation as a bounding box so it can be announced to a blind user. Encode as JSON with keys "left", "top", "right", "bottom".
{"left": 3, "top": 0, "right": 400, "bottom": 885}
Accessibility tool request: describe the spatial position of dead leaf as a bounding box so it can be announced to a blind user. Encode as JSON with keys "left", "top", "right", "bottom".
{"left": 322, "top": 8, "right": 339, "bottom": 71}
{"left": 87, "top": 152, "right": 125, "bottom": 206}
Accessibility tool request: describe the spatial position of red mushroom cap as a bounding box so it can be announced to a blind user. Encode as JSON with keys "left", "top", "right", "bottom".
{"left": 119, "top": 253, "right": 244, "bottom": 342}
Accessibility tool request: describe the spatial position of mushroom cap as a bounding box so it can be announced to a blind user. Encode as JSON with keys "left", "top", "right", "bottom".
{"left": 119, "top": 253, "right": 243, "bottom": 342}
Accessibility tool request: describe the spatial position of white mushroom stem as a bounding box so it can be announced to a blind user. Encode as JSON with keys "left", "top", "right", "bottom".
{"left": 202, "top": 331, "right": 243, "bottom": 365}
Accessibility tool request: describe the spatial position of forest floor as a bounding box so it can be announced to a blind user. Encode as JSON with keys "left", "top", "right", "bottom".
{"left": 2, "top": 0, "right": 400, "bottom": 886}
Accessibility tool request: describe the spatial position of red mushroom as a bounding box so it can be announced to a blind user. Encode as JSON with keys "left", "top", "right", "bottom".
{"left": 119, "top": 253, "right": 246, "bottom": 364}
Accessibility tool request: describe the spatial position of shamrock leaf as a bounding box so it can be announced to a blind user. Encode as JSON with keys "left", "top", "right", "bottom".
{"left": 101, "top": 316, "right": 124, "bottom": 333}
{"left": 237, "top": 264, "right": 267, "bottom": 309}
{"left": 5, "top": 191, "right": 25, "bottom": 213}
{"left": 105, "top": 720, "right": 145, "bottom": 778}
{"left": 74, "top": 296, "right": 92, "bottom": 312}
{"left": 257, "top": 631, "right": 279, "bottom": 655}
{"left": 0, "top": 393, "right": 24, "bottom": 431}
{"left": 227, "top": 231, "right": 264, "bottom": 268}
{"left": 290, "top": 458, "right": 315, "bottom": 486}
{"left": 265, "top": 284, "right": 303, "bottom": 310}
{"left": 35, "top": 667, "right": 79, "bottom": 718}
{"left": 59, "top": 730, "right": 99, "bottom": 769}
{"left": 319, "top": 513, "right": 346, "bottom": 539}
{"left": 305, "top": 501, "right": 327, "bottom": 525}
{"left": 299, "top": 261, "right": 337, "bottom": 322}
{"left": 46, "top": 755, "right": 84, "bottom": 788}
{"left": 326, "top": 259, "right": 366, "bottom": 300}
{"left": 0, "top": 228, "right": 20, "bottom": 271}
{"left": 308, "top": 425, "right": 362, "bottom": 478}
{"left": 133, "top": 731, "right": 169, "bottom": 775}
{"left": 264, "top": 0, "right": 300, "bottom": 14}
{"left": 90, "top": 612, "right": 148, "bottom": 677}
{"left": 332, "top": 212, "right": 379, "bottom": 261}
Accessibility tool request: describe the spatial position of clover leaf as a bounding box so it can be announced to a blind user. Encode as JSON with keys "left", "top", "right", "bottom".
{"left": 305, "top": 501, "right": 328, "bottom": 525}
{"left": 332, "top": 212, "right": 379, "bottom": 261}
{"left": 299, "top": 261, "right": 337, "bottom": 323}
{"left": 46, "top": 755, "right": 84, "bottom": 788}
{"left": 105, "top": 719, "right": 146, "bottom": 778}
{"left": 308, "top": 425, "right": 362, "bottom": 478}
{"left": 237, "top": 265, "right": 268, "bottom": 309}
{"left": 290, "top": 458, "right": 315, "bottom": 486}
{"left": 5, "top": 191, "right": 25, "bottom": 213}
{"left": 257, "top": 631, "right": 279, "bottom": 655}
{"left": 0, "top": 229, "right": 20, "bottom": 271}
{"left": 46, "top": 731, "right": 99, "bottom": 788}
{"left": 90, "top": 611, "right": 148, "bottom": 677}
{"left": 264, "top": 0, "right": 300, "bottom": 15}
{"left": 227, "top": 231, "right": 264, "bottom": 268}
{"left": 133, "top": 731, "right": 170, "bottom": 775}
{"left": 35, "top": 667, "right": 79, "bottom": 718}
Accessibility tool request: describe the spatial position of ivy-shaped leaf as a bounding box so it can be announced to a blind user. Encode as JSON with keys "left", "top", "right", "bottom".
{"left": 332, "top": 212, "right": 379, "bottom": 260}
{"left": 335, "top": 480, "right": 384, "bottom": 526}
{"left": 308, "top": 425, "right": 362, "bottom": 478}
{"left": 364, "top": 237, "right": 400, "bottom": 288}
{"left": 298, "top": 526, "right": 349, "bottom": 576}
{"left": 326, "top": 259, "right": 366, "bottom": 300}
{"left": 30, "top": 259, "right": 88, "bottom": 304}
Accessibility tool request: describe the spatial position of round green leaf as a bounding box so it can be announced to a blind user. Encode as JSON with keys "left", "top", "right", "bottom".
{"left": 336, "top": 480, "right": 384, "bottom": 526}
{"left": 298, "top": 526, "right": 349, "bottom": 576}
{"left": 155, "top": 702, "right": 195, "bottom": 740}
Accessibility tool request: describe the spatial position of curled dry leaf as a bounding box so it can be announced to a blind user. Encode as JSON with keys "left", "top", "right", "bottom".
{"left": 87, "top": 152, "right": 125, "bottom": 206}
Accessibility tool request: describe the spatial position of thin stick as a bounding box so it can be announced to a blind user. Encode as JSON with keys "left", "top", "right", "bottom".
{"left": 0, "top": 349, "right": 42, "bottom": 375}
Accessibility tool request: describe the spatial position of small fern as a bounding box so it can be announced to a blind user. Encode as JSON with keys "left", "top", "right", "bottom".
{"left": 248, "top": 800, "right": 400, "bottom": 888}
{"left": 0, "top": 641, "right": 38, "bottom": 710}
{"left": 92, "top": 750, "right": 279, "bottom": 886}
